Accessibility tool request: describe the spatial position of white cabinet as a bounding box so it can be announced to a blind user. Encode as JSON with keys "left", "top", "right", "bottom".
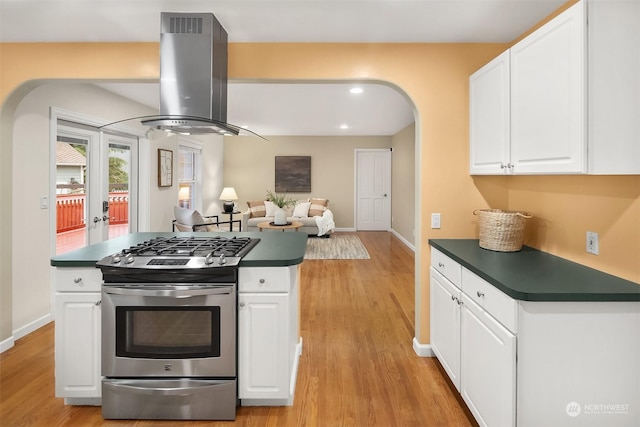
{"left": 460, "top": 294, "right": 516, "bottom": 427}
{"left": 470, "top": 0, "right": 640, "bottom": 175}
{"left": 238, "top": 293, "right": 289, "bottom": 399}
{"left": 54, "top": 267, "right": 102, "bottom": 402}
{"left": 430, "top": 248, "right": 516, "bottom": 427}
{"left": 469, "top": 50, "right": 511, "bottom": 174}
{"left": 238, "top": 266, "right": 301, "bottom": 405}
{"left": 429, "top": 267, "right": 461, "bottom": 390}
{"left": 510, "top": 0, "right": 586, "bottom": 174}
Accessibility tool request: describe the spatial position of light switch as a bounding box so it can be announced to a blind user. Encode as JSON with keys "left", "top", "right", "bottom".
{"left": 431, "top": 213, "right": 441, "bottom": 229}
{"left": 40, "top": 196, "right": 48, "bottom": 209}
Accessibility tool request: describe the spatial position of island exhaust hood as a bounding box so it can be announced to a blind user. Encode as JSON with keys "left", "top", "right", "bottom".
{"left": 141, "top": 12, "right": 241, "bottom": 135}
{"left": 103, "top": 12, "right": 261, "bottom": 138}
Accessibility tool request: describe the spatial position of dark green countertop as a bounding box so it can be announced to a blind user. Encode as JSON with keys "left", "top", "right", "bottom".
{"left": 429, "top": 239, "right": 640, "bottom": 302}
{"left": 51, "top": 232, "right": 307, "bottom": 268}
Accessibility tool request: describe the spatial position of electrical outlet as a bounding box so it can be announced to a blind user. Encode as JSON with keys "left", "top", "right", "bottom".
{"left": 431, "top": 213, "right": 441, "bottom": 229}
{"left": 586, "top": 231, "right": 599, "bottom": 255}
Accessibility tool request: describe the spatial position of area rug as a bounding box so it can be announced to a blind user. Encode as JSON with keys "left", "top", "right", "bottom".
{"left": 304, "top": 234, "right": 370, "bottom": 260}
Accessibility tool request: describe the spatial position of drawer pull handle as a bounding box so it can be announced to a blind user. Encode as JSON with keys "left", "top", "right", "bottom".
{"left": 239, "top": 301, "right": 245, "bottom": 308}
{"left": 73, "top": 278, "right": 82, "bottom": 284}
{"left": 438, "top": 263, "right": 445, "bottom": 268}
{"left": 95, "top": 300, "right": 101, "bottom": 306}
{"left": 259, "top": 279, "right": 265, "bottom": 284}
{"left": 451, "top": 295, "right": 456, "bottom": 301}
{"left": 477, "top": 291, "right": 485, "bottom": 298}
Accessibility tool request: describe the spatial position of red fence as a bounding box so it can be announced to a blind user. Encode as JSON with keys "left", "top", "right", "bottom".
{"left": 56, "top": 192, "right": 129, "bottom": 233}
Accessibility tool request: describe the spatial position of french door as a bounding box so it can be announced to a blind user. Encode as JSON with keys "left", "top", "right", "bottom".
{"left": 55, "top": 119, "right": 138, "bottom": 254}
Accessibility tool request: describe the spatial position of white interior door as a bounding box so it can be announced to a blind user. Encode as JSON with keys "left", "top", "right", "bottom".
{"left": 355, "top": 149, "right": 391, "bottom": 230}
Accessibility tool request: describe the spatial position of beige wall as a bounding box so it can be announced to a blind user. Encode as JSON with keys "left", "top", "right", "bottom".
{"left": 10, "top": 82, "right": 154, "bottom": 336}
{"left": 4, "top": 80, "right": 224, "bottom": 345}
{"left": 224, "top": 135, "right": 392, "bottom": 229}
{"left": 1, "top": 21, "right": 638, "bottom": 347}
{"left": 392, "top": 123, "right": 416, "bottom": 246}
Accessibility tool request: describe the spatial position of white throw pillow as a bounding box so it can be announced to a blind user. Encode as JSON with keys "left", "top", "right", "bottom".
{"left": 292, "top": 202, "right": 311, "bottom": 217}
{"left": 174, "top": 205, "right": 204, "bottom": 226}
{"left": 264, "top": 200, "right": 278, "bottom": 217}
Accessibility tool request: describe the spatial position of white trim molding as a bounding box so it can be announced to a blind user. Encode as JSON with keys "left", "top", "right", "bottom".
{"left": 413, "top": 337, "right": 434, "bottom": 357}
{"left": 391, "top": 228, "right": 415, "bottom": 252}
{"left": 0, "top": 336, "right": 15, "bottom": 353}
{"left": 14, "top": 314, "right": 52, "bottom": 341}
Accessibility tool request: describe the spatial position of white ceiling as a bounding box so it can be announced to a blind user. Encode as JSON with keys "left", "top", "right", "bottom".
{"left": 1, "top": 0, "right": 567, "bottom": 136}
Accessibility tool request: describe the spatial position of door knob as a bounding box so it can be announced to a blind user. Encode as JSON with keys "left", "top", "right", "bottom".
{"left": 93, "top": 216, "right": 102, "bottom": 223}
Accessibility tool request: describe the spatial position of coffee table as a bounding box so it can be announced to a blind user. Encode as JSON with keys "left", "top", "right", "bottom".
{"left": 257, "top": 221, "right": 304, "bottom": 232}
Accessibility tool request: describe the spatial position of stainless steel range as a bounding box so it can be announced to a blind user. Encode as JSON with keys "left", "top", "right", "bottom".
{"left": 96, "top": 236, "right": 260, "bottom": 421}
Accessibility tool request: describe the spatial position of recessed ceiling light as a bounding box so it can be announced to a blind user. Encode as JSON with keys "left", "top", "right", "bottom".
{"left": 349, "top": 87, "right": 363, "bottom": 94}
{"left": 340, "top": 124, "right": 349, "bottom": 129}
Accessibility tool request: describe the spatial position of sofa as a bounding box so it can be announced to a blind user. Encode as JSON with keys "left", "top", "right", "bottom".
{"left": 241, "top": 198, "right": 335, "bottom": 236}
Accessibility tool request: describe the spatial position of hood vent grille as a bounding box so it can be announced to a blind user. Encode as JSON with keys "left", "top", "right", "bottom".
{"left": 168, "top": 17, "right": 203, "bottom": 34}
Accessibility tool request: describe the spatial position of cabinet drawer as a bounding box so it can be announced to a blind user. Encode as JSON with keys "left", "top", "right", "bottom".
{"left": 462, "top": 268, "right": 517, "bottom": 333}
{"left": 239, "top": 267, "right": 291, "bottom": 293}
{"left": 431, "top": 248, "right": 462, "bottom": 287}
{"left": 55, "top": 267, "right": 103, "bottom": 292}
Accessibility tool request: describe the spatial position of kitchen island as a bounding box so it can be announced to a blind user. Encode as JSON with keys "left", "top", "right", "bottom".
{"left": 429, "top": 239, "right": 639, "bottom": 427}
{"left": 51, "top": 232, "right": 307, "bottom": 410}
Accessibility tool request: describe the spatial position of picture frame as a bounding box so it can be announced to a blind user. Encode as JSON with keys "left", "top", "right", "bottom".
{"left": 158, "top": 149, "right": 173, "bottom": 187}
{"left": 275, "top": 156, "right": 311, "bottom": 192}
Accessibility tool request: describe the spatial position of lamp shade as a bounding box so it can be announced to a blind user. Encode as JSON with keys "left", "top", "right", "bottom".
{"left": 219, "top": 187, "right": 238, "bottom": 201}
{"left": 219, "top": 187, "right": 238, "bottom": 213}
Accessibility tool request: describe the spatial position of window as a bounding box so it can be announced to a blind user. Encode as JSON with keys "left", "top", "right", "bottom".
{"left": 178, "top": 142, "right": 202, "bottom": 211}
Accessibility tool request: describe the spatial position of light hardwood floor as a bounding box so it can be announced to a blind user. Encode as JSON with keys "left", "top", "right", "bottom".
{"left": 0, "top": 232, "right": 475, "bottom": 426}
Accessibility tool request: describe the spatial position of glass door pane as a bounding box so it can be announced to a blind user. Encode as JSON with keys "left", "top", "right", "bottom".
{"left": 55, "top": 135, "right": 89, "bottom": 254}
{"left": 107, "top": 140, "right": 132, "bottom": 239}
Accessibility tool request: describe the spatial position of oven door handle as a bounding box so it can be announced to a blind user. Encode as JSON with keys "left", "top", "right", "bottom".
{"left": 103, "top": 379, "right": 232, "bottom": 396}
{"left": 103, "top": 287, "right": 232, "bottom": 298}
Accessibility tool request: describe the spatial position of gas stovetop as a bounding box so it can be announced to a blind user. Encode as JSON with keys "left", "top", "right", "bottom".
{"left": 96, "top": 236, "right": 260, "bottom": 271}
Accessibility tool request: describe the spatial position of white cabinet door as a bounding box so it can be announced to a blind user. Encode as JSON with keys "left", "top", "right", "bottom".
{"left": 460, "top": 294, "right": 516, "bottom": 427}
{"left": 510, "top": 0, "right": 586, "bottom": 174}
{"left": 54, "top": 292, "right": 102, "bottom": 398}
{"left": 470, "top": 50, "right": 511, "bottom": 175}
{"left": 430, "top": 267, "right": 461, "bottom": 391}
{"left": 238, "top": 293, "right": 289, "bottom": 399}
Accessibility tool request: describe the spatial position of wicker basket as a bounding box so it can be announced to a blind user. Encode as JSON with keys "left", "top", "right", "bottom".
{"left": 473, "top": 209, "right": 532, "bottom": 252}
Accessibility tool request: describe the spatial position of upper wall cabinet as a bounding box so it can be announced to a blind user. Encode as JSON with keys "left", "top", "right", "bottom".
{"left": 470, "top": 0, "right": 640, "bottom": 175}
{"left": 470, "top": 51, "right": 511, "bottom": 174}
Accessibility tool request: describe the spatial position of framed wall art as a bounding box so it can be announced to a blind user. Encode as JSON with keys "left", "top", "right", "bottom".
{"left": 275, "top": 155, "right": 311, "bottom": 192}
{"left": 158, "top": 149, "right": 173, "bottom": 187}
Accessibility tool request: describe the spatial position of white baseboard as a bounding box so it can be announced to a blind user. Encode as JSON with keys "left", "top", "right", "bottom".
{"left": 390, "top": 229, "right": 416, "bottom": 252}
{"left": 14, "top": 313, "right": 52, "bottom": 340}
{"left": 413, "top": 337, "right": 434, "bottom": 357}
{"left": 0, "top": 336, "right": 15, "bottom": 353}
{"left": 334, "top": 227, "right": 356, "bottom": 232}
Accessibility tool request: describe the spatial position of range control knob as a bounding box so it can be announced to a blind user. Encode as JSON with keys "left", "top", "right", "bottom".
{"left": 111, "top": 253, "right": 122, "bottom": 264}
{"left": 204, "top": 253, "right": 215, "bottom": 265}
{"left": 218, "top": 254, "right": 227, "bottom": 265}
{"left": 124, "top": 254, "right": 135, "bottom": 264}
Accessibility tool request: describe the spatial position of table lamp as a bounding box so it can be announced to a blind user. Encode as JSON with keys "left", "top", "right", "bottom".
{"left": 219, "top": 187, "right": 238, "bottom": 213}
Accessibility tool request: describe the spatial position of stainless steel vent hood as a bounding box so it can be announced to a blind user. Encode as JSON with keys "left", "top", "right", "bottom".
{"left": 102, "top": 12, "right": 262, "bottom": 138}
{"left": 141, "top": 12, "right": 240, "bottom": 135}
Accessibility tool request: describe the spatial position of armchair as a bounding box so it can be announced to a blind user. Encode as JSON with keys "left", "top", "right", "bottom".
{"left": 173, "top": 206, "right": 221, "bottom": 232}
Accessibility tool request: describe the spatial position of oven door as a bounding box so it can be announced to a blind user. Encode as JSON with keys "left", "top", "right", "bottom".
{"left": 102, "top": 284, "right": 236, "bottom": 378}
